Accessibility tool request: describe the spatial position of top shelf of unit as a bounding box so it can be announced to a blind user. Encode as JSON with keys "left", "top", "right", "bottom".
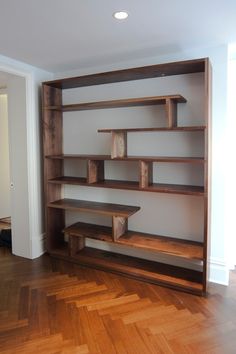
{"left": 44, "top": 94, "right": 186, "bottom": 112}
{"left": 43, "top": 58, "right": 206, "bottom": 89}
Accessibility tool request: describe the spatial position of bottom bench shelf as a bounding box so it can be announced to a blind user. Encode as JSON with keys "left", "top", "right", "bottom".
{"left": 49, "top": 244, "right": 204, "bottom": 295}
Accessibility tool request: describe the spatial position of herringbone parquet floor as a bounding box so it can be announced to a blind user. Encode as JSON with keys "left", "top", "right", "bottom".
{"left": 0, "top": 247, "right": 236, "bottom": 354}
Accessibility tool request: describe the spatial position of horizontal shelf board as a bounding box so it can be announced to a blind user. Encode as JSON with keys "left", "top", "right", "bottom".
{"left": 48, "top": 177, "right": 205, "bottom": 196}
{"left": 98, "top": 126, "right": 206, "bottom": 133}
{"left": 50, "top": 245, "right": 203, "bottom": 295}
{"left": 64, "top": 222, "right": 204, "bottom": 260}
{"left": 62, "top": 95, "right": 186, "bottom": 112}
{"left": 43, "top": 58, "right": 206, "bottom": 89}
{"left": 44, "top": 95, "right": 186, "bottom": 112}
{"left": 48, "top": 198, "right": 140, "bottom": 217}
{"left": 46, "top": 154, "right": 205, "bottom": 164}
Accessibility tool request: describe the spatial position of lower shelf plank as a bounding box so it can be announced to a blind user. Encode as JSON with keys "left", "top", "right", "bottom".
{"left": 49, "top": 245, "right": 204, "bottom": 295}
{"left": 64, "top": 222, "right": 203, "bottom": 260}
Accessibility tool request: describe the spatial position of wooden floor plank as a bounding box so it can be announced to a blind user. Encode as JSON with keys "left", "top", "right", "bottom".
{"left": 0, "top": 247, "right": 235, "bottom": 354}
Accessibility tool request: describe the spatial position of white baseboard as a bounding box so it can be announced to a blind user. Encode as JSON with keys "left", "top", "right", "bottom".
{"left": 31, "top": 233, "right": 46, "bottom": 259}
{"left": 209, "top": 257, "right": 229, "bottom": 285}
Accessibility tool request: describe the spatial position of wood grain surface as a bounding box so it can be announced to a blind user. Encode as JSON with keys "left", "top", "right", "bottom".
{"left": 0, "top": 247, "right": 235, "bottom": 354}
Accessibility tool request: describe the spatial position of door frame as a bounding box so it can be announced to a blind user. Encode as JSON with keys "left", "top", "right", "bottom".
{"left": 0, "top": 63, "right": 41, "bottom": 258}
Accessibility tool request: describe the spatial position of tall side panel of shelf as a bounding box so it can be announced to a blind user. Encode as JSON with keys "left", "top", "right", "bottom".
{"left": 203, "top": 59, "right": 212, "bottom": 292}
{"left": 42, "top": 84, "right": 65, "bottom": 252}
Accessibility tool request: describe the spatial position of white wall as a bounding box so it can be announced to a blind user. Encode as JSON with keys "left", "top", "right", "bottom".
{"left": 225, "top": 45, "right": 236, "bottom": 270}
{"left": 0, "top": 93, "right": 11, "bottom": 218}
{"left": 57, "top": 43, "right": 228, "bottom": 285}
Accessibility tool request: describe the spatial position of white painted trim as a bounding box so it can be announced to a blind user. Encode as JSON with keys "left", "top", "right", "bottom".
{"left": 0, "top": 63, "right": 37, "bottom": 259}
{"left": 209, "top": 257, "right": 229, "bottom": 285}
{"left": 228, "top": 263, "right": 236, "bottom": 271}
{"left": 31, "top": 233, "right": 46, "bottom": 258}
{"left": 25, "top": 74, "right": 41, "bottom": 259}
{"left": 226, "top": 47, "right": 236, "bottom": 270}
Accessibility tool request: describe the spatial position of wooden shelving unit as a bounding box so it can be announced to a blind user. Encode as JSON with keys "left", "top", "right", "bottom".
{"left": 42, "top": 58, "right": 210, "bottom": 296}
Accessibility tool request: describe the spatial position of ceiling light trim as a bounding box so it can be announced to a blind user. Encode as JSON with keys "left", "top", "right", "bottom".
{"left": 113, "top": 11, "right": 129, "bottom": 20}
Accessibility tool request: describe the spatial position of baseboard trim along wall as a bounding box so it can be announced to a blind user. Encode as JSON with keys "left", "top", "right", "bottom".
{"left": 209, "top": 257, "right": 229, "bottom": 286}
{"left": 31, "top": 233, "right": 46, "bottom": 258}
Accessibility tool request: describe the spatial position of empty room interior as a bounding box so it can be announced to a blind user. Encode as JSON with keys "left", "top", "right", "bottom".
{"left": 0, "top": 1, "right": 236, "bottom": 353}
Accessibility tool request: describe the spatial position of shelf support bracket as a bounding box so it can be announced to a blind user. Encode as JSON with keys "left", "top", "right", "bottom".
{"left": 111, "top": 131, "right": 127, "bottom": 158}
{"left": 67, "top": 233, "right": 85, "bottom": 256}
{"left": 112, "top": 216, "right": 128, "bottom": 241}
{"left": 87, "top": 160, "right": 104, "bottom": 183}
{"left": 139, "top": 161, "right": 153, "bottom": 188}
{"left": 165, "top": 98, "right": 177, "bottom": 128}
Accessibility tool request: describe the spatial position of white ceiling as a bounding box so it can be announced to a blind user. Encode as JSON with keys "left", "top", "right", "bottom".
{"left": 0, "top": 0, "right": 236, "bottom": 73}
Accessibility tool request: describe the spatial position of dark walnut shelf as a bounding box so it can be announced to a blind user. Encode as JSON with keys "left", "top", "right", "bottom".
{"left": 50, "top": 245, "right": 203, "bottom": 295}
{"left": 46, "top": 154, "right": 205, "bottom": 164}
{"left": 44, "top": 94, "right": 186, "bottom": 112}
{"left": 98, "top": 126, "right": 206, "bottom": 133}
{"left": 43, "top": 58, "right": 205, "bottom": 89}
{"left": 47, "top": 154, "right": 205, "bottom": 196}
{"left": 64, "top": 222, "right": 204, "bottom": 261}
{"left": 48, "top": 177, "right": 204, "bottom": 196}
{"left": 47, "top": 198, "right": 140, "bottom": 217}
{"left": 97, "top": 126, "right": 206, "bottom": 158}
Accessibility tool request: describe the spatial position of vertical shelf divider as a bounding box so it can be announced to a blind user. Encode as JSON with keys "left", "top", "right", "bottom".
{"left": 139, "top": 161, "right": 153, "bottom": 188}
{"left": 112, "top": 216, "right": 128, "bottom": 241}
{"left": 68, "top": 234, "right": 85, "bottom": 256}
{"left": 165, "top": 98, "right": 177, "bottom": 128}
{"left": 87, "top": 160, "right": 104, "bottom": 183}
{"left": 111, "top": 131, "right": 127, "bottom": 158}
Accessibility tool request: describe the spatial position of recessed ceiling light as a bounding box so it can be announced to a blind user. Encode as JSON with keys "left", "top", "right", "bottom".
{"left": 113, "top": 11, "right": 129, "bottom": 20}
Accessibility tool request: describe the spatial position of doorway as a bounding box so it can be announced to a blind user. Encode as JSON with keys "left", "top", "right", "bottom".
{"left": 0, "top": 71, "right": 31, "bottom": 256}
{"left": 0, "top": 82, "right": 11, "bottom": 248}
{"left": 0, "top": 59, "right": 50, "bottom": 260}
